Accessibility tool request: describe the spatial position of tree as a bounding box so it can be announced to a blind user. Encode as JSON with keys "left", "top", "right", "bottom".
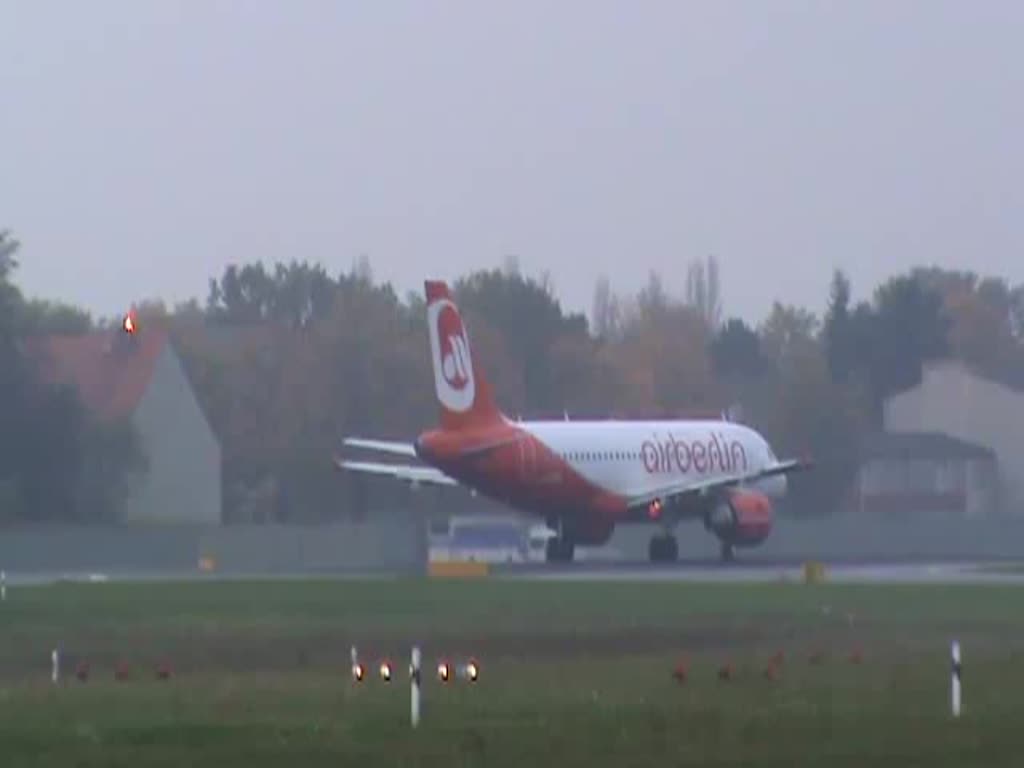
{"left": 909, "top": 270, "right": 1024, "bottom": 388}
{"left": 685, "top": 254, "right": 723, "bottom": 330}
{"left": 822, "top": 269, "right": 853, "bottom": 382}
{"left": 1011, "top": 284, "right": 1024, "bottom": 338}
{"left": 544, "top": 332, "right": 621, "bottom": 417}
{"left": 710, "top": 318, "right": 764, "bottom": 381}
{"left": 206, "top": 263, "right": 275, "bottom": 323}
{"left": 0, "top": 230, "right": 19, "bottom": 280}
{"left": 865, "top": 275, "right": 950, "bottom": 413}
{"left": 20, "top": 299, "right": 93, "bottom": 334}
{"left": 746, "top": 338, "right": 866, "bottom": 517}
{"left": 455, "top": 268, "right": 587, "bottom": 414}
{"left": 635, "top": 270, "right": 668, "bottom": 322}
{"left": 759, "top": 302, "right": 818, "bottom": 365}
{"left": 612, "top": 296, "right": 718, "bottom": 417}
{"left": 0, "top": 230, "right": 144, "bottom": 522}
{"left": 591, "top": 276, "right": 621, "bottom": 341}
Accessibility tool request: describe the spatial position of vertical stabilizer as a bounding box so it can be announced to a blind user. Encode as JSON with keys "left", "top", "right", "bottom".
{"left": 424, "top": 280, "right": 504, "bottom": 431}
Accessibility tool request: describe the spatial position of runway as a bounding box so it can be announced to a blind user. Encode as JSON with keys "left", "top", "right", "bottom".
{"left": 3, "top": 559, "right": 1023, "bottom": 586}
{"left": 497, "top": 559, "right": 1024, "bottom": 584}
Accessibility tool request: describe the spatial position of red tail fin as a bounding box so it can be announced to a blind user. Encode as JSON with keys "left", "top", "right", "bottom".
{"left": 424, "top": 280, "right": 504, "bottom": 431}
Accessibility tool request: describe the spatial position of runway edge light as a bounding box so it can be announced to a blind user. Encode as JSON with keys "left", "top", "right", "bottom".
{"left": 411, "top": 646, "right": 421, "bottom": 728}
{"left": 350, "top": 645, "right": 364, "bottom": 683}
{"left": 951, "top": 640, "right": 962, "bottom": 718}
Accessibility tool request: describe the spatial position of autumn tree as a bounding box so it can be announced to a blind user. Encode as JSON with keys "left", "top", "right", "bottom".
{"left": 611, "top": 275, "right": 719, "bottom": 417}
{"left": 0, "top": 231, "right": 143, "bottom": 522}
{"left": 709, "top": 317, "right": 765, "bottom": 413}
{"left": 740, "top": 301, "right": 864, "bottom": 516}
{"left": 860, "top": 275, "right": 950, "bottom": 418}
{"left": 685, "top": 254, "right": 723, "bottom": 330}
{"left": 822, "top": 269, "right": 854, "bottom": 382}
{"left": 205, "top": 260, "right": 337, "bottom": 328}
{"left": 908, "top": 268, "right": 1024, "bottom": 388}
{"left": 455, "top": 268, "right": 588, "bottom": 416}
{"left": 591, "top": 275, "right": 621, "bottom": 341}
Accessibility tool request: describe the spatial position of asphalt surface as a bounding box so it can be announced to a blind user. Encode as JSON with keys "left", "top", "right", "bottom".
{"left": 4, "top": 559, "right": 1024, "bottom": 586}
{"left": 498, "top": 560, "right": 1024, "bottom": 584}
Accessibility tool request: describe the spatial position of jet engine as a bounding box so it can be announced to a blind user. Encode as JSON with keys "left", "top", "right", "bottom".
{"left": 705, "top": 488, "right": 774, "bottom": 548}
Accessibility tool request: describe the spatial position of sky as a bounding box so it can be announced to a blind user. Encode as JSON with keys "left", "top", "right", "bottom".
{"left": 2, "top": 1, "right": 1022, "bottom": 326}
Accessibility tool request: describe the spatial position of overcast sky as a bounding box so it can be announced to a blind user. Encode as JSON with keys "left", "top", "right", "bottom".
{"left": 2, "top": 1, "right": 1022, "bottom": 325}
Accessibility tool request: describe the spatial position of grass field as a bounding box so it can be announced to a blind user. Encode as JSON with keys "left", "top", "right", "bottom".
{"left": 1, "top": 576, "right": 1023, "bottom": 766}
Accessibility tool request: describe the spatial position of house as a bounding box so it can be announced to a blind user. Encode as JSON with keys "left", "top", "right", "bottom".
{"left": 29, "top": 320, "right": 222, "bottom": 524}
{"left": 884, "top": 360, "right": 1024, "bottom": 515}
{"left": 851, "top": 431, "right": 997, "bottom": 517}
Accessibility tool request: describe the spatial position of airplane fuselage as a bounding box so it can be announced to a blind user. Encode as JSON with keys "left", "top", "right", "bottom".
{"left": 415, "top": 417, "right": 785, "bottom": 543}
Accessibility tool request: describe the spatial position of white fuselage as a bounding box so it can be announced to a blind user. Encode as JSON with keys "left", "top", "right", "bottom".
{"left": 517, "top": 419, "right": 786, "bottom": 500}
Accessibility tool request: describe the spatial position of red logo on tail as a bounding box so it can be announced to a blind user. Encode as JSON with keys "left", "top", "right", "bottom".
{"left": 437, "top": 305, "right": 470, "bottom": 391}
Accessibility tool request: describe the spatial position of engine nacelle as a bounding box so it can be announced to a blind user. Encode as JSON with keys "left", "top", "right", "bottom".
{"left": 705, "top": 489, "right": 774, "bottom": 548}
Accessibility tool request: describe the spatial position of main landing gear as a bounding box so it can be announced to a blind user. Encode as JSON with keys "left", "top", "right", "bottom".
{"left": 545, "top": 537, "right": 575, "bottom": 563}
{"left": 648, "top": 533, "right": 678, "bottom": 563}
{"left": 719, "top": 541, "right": 735, "bottom": 563}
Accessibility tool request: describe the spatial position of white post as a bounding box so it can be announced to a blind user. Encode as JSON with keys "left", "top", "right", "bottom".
{"left": 410, "top": 646, "right": 421, "bottom": 728}
{"left": 951, "top": 640, "right": 962, "bottom": 718}
{"left": 350, "top": 645, "right": 359, "bottom": 681}
{"left": 51, "top": 648, "right": 59, "bottom": 684}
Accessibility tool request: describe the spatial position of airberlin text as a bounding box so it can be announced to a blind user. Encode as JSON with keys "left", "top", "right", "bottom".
{"left": 641, "top": 432, "right": 747, "bottom": 475}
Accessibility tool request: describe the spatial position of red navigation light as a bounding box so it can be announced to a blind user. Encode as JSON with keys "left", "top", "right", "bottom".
{"left": 648, "top": 498, "right": 663, "bottom": 520}
{"left": 122, "top": 312, "right": 136, "bottom": 335}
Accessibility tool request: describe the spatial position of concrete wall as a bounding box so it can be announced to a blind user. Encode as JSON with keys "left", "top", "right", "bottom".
{"left": 125, "top": 345, "right": 222, "bottom": 524}
{"left": 0, "top": 519, "right": 426, "bottom": 576}
{"left": 198, "top": 519, "right": 426, "bottom": 574}
{"left": 885, "top": 361, "right": 1024, "bottom": 515}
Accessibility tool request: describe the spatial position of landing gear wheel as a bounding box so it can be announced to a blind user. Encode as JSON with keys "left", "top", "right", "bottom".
{"left": 546, "top": 537, "right": 575, "bottom": 563}
{"left": 648, "top": 534, "right": 678, "bottom": 563}
{"left": 719, "top": 541, "right": 735, "bottom": 563}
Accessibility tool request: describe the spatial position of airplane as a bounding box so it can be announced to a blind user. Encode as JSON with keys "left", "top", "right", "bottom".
{"left": 335, "top": 280, "right": 811, "bottom": 563}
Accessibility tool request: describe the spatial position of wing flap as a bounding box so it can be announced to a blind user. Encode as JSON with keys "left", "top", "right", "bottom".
{"left": 334, "top": 458, "right": 457, "bottom": 486}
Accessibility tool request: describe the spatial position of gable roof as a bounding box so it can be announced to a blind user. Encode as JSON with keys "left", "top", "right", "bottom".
{"left": 862, "top": 431, "right": 995, "bottom": 461}
{"left": 26, "top": 326, "right": 169, "bottom": 421}
{"left": 922, "top": 358, "right": 1024, "bottom": 394}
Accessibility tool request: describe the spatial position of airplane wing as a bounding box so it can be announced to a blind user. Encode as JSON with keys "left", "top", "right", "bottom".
{"left": 341, "top": 438, "right": 418, "bottom": 458}
{"left": 333, "top": 457, "right": 458, "bottom": 486}
{"left": 625, "top": 458, "right": 811, "bottom": 512}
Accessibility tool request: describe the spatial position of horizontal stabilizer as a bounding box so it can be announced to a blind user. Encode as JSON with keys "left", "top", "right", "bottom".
{"left": 341, "top": 438, "right": 417, "bottom": 458}
{"left": 333, "top": 457, "right": 457, "bottom": 486}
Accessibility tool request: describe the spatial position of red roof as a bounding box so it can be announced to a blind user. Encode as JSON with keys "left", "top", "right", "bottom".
{"left": 26, "top": 326, "right": 169, "bottom": 421}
